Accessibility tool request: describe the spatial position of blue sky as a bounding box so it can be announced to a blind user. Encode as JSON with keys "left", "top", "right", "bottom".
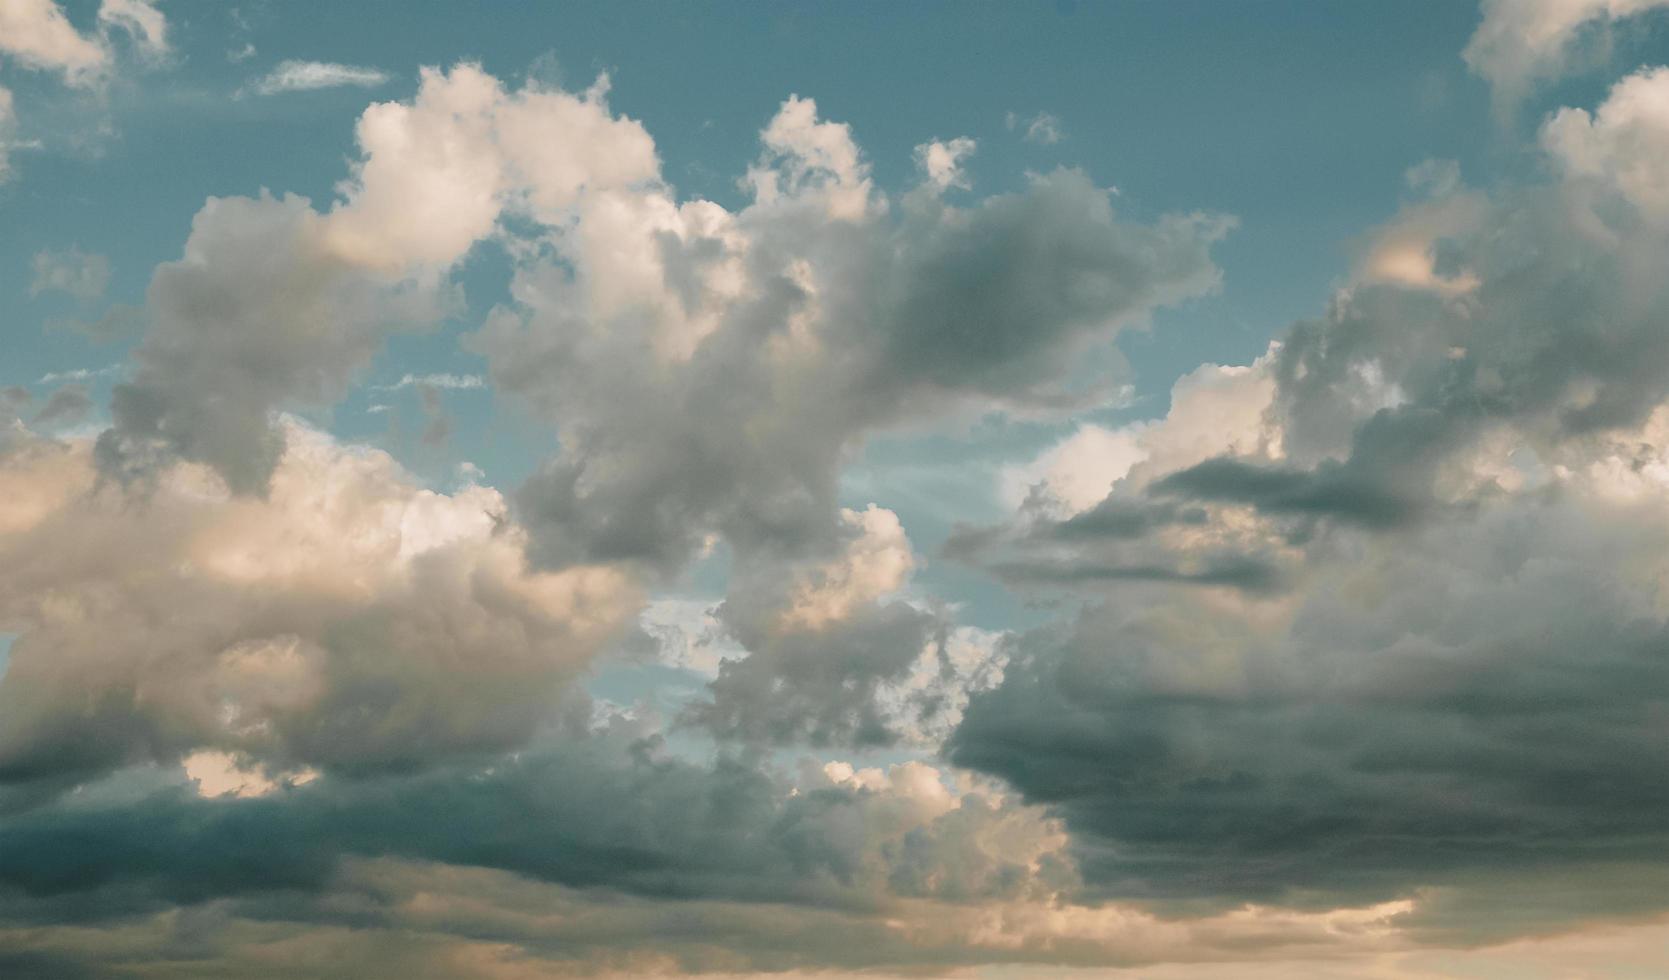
{"left": 7, "top": 1, "right": 1669, "bottom": 977}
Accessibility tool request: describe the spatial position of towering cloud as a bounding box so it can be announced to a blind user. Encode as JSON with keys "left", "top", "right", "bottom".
{"left": 10, "top": 11, "right": 1669, "bottom": 974}
{"left": 947, "top": 64, "right": 1669, "bottom": 938}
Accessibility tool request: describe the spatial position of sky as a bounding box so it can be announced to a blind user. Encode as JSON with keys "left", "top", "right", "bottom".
{"left": 4, "top": 0, "right": 1669, "bottom": 976}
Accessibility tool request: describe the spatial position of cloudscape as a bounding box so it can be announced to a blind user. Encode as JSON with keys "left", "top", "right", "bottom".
{"left": 5, "top": 1, "right": 1669, "bottom": 977}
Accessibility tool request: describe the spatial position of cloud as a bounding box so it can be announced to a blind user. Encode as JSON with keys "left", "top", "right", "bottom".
{"left": 0, "top": 0, "right": 166, "bottom": 85}
{"left": 373, "top": 372, "right": 485, "bottom": 391}
{"left": 1007, "top": 110, "right": 1064, "bottom": 144}
{"left": 672, "top": 505, "right": 993, "bottom": 748}
{"left": 35, "top": 364, "right": 121, "bottom": 385}
{"left": 28, "top": 247, "right": 110, "bottom": 301}
{"left": 0, "top": 1, "right": 168, "bottom": 186}
{"left": 249, "top": 59, "right": 390, "bottom": 95}
{"left": 0, "top": 420, "right": 638, "bottom": 790}
{"left": 0, "top": 0, "right": 107, "bottom": 85}
{"left": 1543, "top": 65, "right": 1669, "bottom": 220}
{"left": 96, "top": 64, "right": 659, "bottom": 494}
{"left": 913, "top": 136, "right": 976, "bottom": 191}
{"left": 1464, "top": 0, "right": 1669, "bottom": 109}
{"left": 0, "top": 718, "right": 1454, "bottom": 976}
{"left": 96, "top": 0, "right": 167, "bottom": 58}
{"left": 96, "top": 191, "right": 456, "bottom": 493}
{"left": 941, "top": 66, "right": 1669, "bottom": 936}
{"left": 482, "top": 112, "right": 1226, "bottom": 577}
{"left": 24, "top": 43, "right": 1669, "bottom": 973}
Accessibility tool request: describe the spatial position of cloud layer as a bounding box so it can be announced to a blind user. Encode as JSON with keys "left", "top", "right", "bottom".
{"left": 7, "top": 10, "right": 1669, "bottom": 975}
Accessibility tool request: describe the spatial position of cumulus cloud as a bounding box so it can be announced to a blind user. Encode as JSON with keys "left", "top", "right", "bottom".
{"left": 481, "top": 95, "right": 1226, "bottom": 577}
{"left": 913, "top": 136, "right": 976, "bottom": 191}
{"left": 0, "top": 0, "right": 107, "bottom": 84}
{"left": 98, "top": 64, "right": 658, "bottom": 494}
{"left": 1543, "top": 64, "right": 1669, "bottom": 219}
{"left": 0, "top": 420, "right": 638, "bottom": 791}
{"left": 0, "top": 0, "right": 166, "bottom": 83}
{"left": 658, "top": 504, "right": 1011, "bottom": 750}
{"left": 18, "top": 27, "right": 1669, "bottom": 974}
{"left": 943, "top": 66, "right": 1669, "bottom": 935}
{"left": 1465, "top": 0, "right": 1669, "bottom": 108}
{"left": 248, "top": 59, "right": 390, "bottom": 95}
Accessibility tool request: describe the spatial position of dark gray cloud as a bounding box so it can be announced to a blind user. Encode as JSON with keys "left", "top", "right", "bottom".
{"left": 1150, "top": 455, "right": 1421, "bottom": 529}
{"left": 0, "top": 721, "right": 1081, "bottom": 967}
{"left": 949, "top": 495, "right": 1669, "bottom": 922}
{"left": 937, "top": 69, "right": 1669, "bottom": 940}
{"left": 690, "top": 600, "right": 942, "bottom": 747}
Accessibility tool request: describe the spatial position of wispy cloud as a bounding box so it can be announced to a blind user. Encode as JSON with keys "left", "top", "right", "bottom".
{"left": 1006, "top": 110, "right": 1064, "bottom": 145}
{"left": 37, "top": 363, "right": 122, "bottom": 385}
{"left": 30, "top": 246, "right": 111, "bottom": 301}
{"left": 248, "top": 59, "right": 389, "bottom": 96}
{"left": 373, "top": 373, "right": 484, "bottom": 391}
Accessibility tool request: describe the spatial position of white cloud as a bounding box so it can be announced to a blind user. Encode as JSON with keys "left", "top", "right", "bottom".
{"left": 746, "top": 94, "right": 875, "bottom": 220}
{"left": 250, "top": 59, "right": 390, "bottom": 95}
{"left": 1464, "top": 0, "right": 1669, "bottom": 108}
{"left": 781, "top": 504, "right": 914, "bottom": 629}
{"left": 183, "top": 748, "right": 315, "bottom": 799}
{"left": 98, "top": 0, "right": 167, "bottom": 57}
{"left": 1543, "top": 65, "right": 1669, "bottom": 220}
{"left": 0, "top": 0, "right": 108, "bottom": 85}
{"left": 914, "top": 136, "right": 976, "bottom": 191}
{"left": 373, "top": 372, "right": 484, "bottom": 391}
{"left": 0, "top": 419, "right": 640, "bottom": 780}
{"left": 1003, "top": 423, "right": 1148, "bottom": 514}
{"left": 36, "top": 363, "right": 121, "bottom": 385}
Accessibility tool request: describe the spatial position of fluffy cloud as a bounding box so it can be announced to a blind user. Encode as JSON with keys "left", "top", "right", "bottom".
{"left": 913, "top": 136, "right": 976, "bottom": 191}
{"left": 481, "top": 94, "right": 1226, "bottom": 578}
{"left": 0, "top": 0, "right": 107, "bottom": 84}
{"left": 669, "top": 505, "right": 1002, "bottom": 748}
{"left": 98, "top": 64, "right": 656, "bottom": 494}
{"left": 19, "top": 28, "right": 1669, "bottom": 973}
{"left": 1465, "top": 0, "right": 1669, "bottom": 107}
{"left": 1543, "top": 64, "right": 1669, "bottom": 219}
{"left": 944, "top": 68, "right": 1669, "bottom": 935}
{"left": 0, "top": 0, "right": 166, "bottom": 83}
{"left": 97, "top": 192, "right": 455, "bottom": 493}
{"left": 83, "top": 63, "right": 1222, "bottom": 772}
{"left": 0, "top": 421, "right": 637, "bottom": 792}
